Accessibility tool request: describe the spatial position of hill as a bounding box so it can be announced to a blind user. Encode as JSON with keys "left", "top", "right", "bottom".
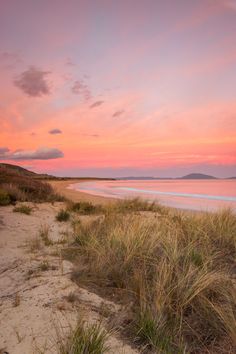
{"left": 179, "top": 173, "right": 217, "bottom": 179}
{"left": 0, "top": 163, "right": 54, "bottom": 179}
{"left": 0, "top": 163, "right": 62, "bottom": 204}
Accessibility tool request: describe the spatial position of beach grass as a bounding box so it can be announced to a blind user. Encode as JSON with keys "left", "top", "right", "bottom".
{"left": 13, "top": 205, "right": 32, "bottom": 215}
{"left": 69, "top": 202, "right": 236, "bottom": 353}
{"left": 58, "top": 319, "right": 109, "bottom": 354}
{"left": 56, "top": 209, "right": 70, "bottom": 222}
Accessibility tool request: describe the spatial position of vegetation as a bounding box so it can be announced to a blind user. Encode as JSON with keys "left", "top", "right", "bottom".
{"left": 59, "top": 320, "right": 109, "bottom": 354}
{"left": 68, "top": 201, "right": 101, "bottom": 215}
{"left": 56, "top": 209, "right": 70, "bottom": 222}
{"left": 0, "top": 164, "right": 63, "bottom": 203}
{"left": 13, "top": 205, "right": 32, "bottom": 215}
{"left": 107, "top": 197, "right": 165, "bottom": 214}
{"left": 39, "top": 260, "right": 50, "bottom": 271}
{"left": 70, "top": 204, "right": 236, "bottom": 353}
{"left": 39, "top": 224, "right": 53, "bottom": 246}
{"left": 0, "top": 188, "right": 11, "bottom": 205}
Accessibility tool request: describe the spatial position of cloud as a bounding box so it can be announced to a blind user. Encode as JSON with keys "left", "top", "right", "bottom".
{"left": 72, "top": 80, "right": 91, "bottom": 101}
{"left": 14, "top": 66, "right": 51, "bottom": 97}
{"left": 90, "top": 100, "right": 104, "bottom": 108}
{"left": 0, "top": 51, "right": 22, "bottom": 69}
{"left": 82, "top": 134, "right": 100, "bottom": 138}
{"left": 49, "top": 128, "right": 62, "bottom": 135}
{"left": 0, "top": 147, "right": 63, "bottom": 160}
{"left": 112, "top": 110, "right": 125, "bottom": 117}
{"left": 0, "top": 147, "right": 10, "bottom": 155}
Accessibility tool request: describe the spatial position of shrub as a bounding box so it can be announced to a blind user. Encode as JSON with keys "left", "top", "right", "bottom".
{"left": 0, "top": 189, "right": 10, "bottom": 206}
{"left": 56, "top": 209, "right": 70, "bottom": 222}
{"left": 13, "top": 205, "right": 32, "bottom": 215}
{"left": 1, "top": 183, "right": 27, "bottom": 202}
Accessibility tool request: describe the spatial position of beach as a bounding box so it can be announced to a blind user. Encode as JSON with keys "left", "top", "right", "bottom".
{"left": 49, "top": 179, "right": 116, "bottom": 205}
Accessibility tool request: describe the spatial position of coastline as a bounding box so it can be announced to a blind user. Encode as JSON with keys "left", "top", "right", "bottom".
{"left": 48, "top": 179, "right": 117, "bottom": 205}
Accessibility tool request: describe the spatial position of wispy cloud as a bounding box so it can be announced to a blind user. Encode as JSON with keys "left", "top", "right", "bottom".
{"left": 112, "top": 109, "right": 125, "bottom": 117}
{"left": 82, "top": 134, "right": 100, "bottom": 138}
{"left": 49, "top": 128, "right": 62, "bottom": 135}
{"left": 0, "top": 147, "right": 10, "bottom": 155}
{"left": 14, "top": 66, "right": 51, "bottom": 97}
{"left": 0, "top": 51, "right": 22, "bottom": 69}
{"left": 72, "top": 80, "right": 91, "bottom": 101}
{"left": 90, "top": 100, "right": 104, "bottom": 108}
{"left": 0, "top": 147, "right": 63, "bottom": 160}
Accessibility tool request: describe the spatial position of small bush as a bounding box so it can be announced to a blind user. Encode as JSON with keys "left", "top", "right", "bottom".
{"left": 59, "top": 320, "right": 109, "bottom": 354}
{"left": 13, "top": 205, "right": 32, "bottom": 215}
{"left": 0, "top": 189, "right": 10, "bottom": 206}
{"left": 56, "top": 209, "right": 70, "bottom": 222}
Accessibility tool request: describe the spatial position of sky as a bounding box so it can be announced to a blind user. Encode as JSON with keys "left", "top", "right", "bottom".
{"left": 0, "top": 0, "right": 236, "bottom": 178}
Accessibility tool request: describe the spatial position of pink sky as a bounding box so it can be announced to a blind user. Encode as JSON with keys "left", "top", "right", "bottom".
{"left": 0, "top": 0, "right": 236, "bottom": 177}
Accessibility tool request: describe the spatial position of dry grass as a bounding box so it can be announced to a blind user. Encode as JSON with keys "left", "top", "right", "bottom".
{"left": 39, "top": 224, "right": 53, "bottom": 246}
{"left": 27, "top": 237, "right": 42, "bottom": 252}
{"left": 70, "top": 203, "right": 236, "bottom": 353}
{"left": 67, "top": 201, "right": 102, "bottom": 215}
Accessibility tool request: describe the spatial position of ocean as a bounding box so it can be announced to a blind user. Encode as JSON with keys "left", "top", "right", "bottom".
{"left": 69, "top": 179, "right": 236, "bottom": 212}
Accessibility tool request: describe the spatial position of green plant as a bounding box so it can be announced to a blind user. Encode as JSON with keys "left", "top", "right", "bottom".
{"left": 0, "top": 189, "right": 10, "bottom": 206}
{"left": 56, "top": 209, "right": 70, "bottom": 222}
{"left": 59, "top": 320, "right": 109, "bottom": 354}
{"left": 13, "top": 205, "right": 32, "bottom": 215}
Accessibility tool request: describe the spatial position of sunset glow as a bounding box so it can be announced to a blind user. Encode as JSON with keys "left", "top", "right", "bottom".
{"left": 0, "top": 0, "right": 236, "bottom": 177}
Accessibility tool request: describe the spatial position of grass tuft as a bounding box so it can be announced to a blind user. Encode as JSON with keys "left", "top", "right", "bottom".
{"left": 59, "top": 320, "right": 109, "bottom": 354}
{"left": 13, "top": 205, "right": 32, "bottom": 215}
{"left": 68, "top": 201, "right": 101, "bottom": 215}
{"left": 56, "top": 209, "right": 70, "bottom": 222}
{"left": 39, "top": 224, "right": 53, "bottom": 246}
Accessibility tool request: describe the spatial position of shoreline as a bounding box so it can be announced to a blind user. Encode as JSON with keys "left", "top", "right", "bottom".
{"left": 48, "top": 179, "right": 117, "bottom": 205}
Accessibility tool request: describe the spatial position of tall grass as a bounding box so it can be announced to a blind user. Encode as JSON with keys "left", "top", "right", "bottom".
{"left": 71, "top": 206, "right": 236, "bottom": 353}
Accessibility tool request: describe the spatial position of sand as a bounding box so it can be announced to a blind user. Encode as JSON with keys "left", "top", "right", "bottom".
{"left": 49, "top": 179, "right": 116, "bottom": 205}
{"left": 0, "top": 202, "right": 138, "bottom": 354}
